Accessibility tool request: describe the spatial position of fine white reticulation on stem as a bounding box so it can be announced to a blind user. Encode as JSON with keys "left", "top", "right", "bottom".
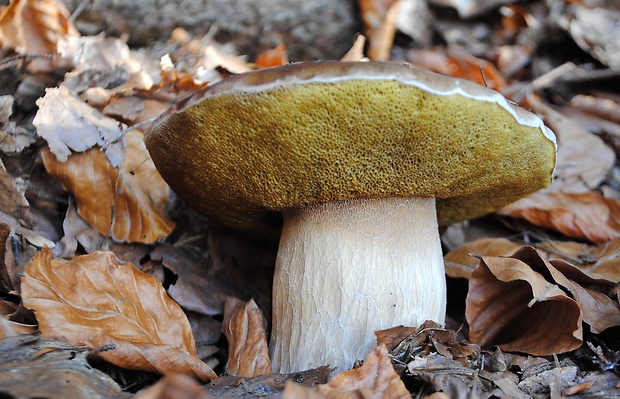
{"left": 269, "top": 196, "right": 446, "bottom": 374}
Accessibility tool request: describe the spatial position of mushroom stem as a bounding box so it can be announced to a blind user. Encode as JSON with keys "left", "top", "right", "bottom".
{"left": 270, "top": 196, "right": 446, "bottom": 374}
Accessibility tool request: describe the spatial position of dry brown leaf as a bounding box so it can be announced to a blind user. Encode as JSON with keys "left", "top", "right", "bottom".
{"left": 428, "top": 0, "right": 514, "bottom": 18}
{"left": 360, "top": 0, "right": 400, "bottom": 61}
{"left": 466, "top": 248, "right": 583, "bottom": 355}
{"left": 0, "top": 95, "right": 36, "bottom": 154}
{"left": 21, "top": 248, "right": 216, "bottom": 381}
{"left": 0, "top": 0, "right": 78, "bottom": 72}
{"left": 500, "top": 191, "right": 620, "bottom": 244}
{"left": 538, "top": 239, "right": 620, "bottom": 282}
{"left": 340, "top": 35, "right": 368, "bottom": 62}
{"left": 569, "top": 7, "right": 620, "bottom": 69}
{"left": 34, "top": 85, "right": 125, "bottom": 165}
{"left": 443, "top": 238, "right": 525, "bottom": 279}
{"left": 134, "top": 374, "right": 211, "bottom": 399}
{"left": 0, "top": 300, "right": 37, "bottom": 339}
{"left": 41, "top": 129, "right": 175, "bottom": 243}
{"left": 255, "top": 44, "right": 289, "bottom": 68}
{"left": 317, "top": 345, "right": 410, "bottom": 399}
{"left": 407, "top": 49, "right": 507, "bottom": 90}
{"left": 0, "top": 156, "right": 28, "bottom": 216}
{"left": 283, "top": 381, "right": 327, "bottom": 399}
{"left": 528, "top": 94, "right": 615, "bottom": 193}
{"left": 223, "top": 297, "right": 272, "bottom": 377}
{"left": 508, "top": 247, "right": 620, "bottom": 334}
{"left": 0, "top": 336, "right": 131, "bottom": 399}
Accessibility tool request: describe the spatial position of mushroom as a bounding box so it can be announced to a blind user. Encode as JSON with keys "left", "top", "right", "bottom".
{"left": 144, "top": 61, "right": 556, "bottom": 374}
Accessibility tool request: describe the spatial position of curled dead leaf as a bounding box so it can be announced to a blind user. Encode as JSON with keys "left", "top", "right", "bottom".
{"left": 466, "top": 247, "right": 583, "bottom": 355}
{"left": 0, "top": 0, "right": 78, "bottom": 72}
{"left": 500, "top": 191, "right": 620, "bottom": 244}
{"left": 443, "top": 238, "right": 525, "bottom": 279}
{"left": 255, "top": 44, "right": 289, "bottom": 68}
{"left": 539, "top": 239, "right": 620, "bottom": 283}
{"left": 223, "top": 297, "right": 272, "bottom": 377}
{"left": 283, "top": 381, "right": 327, "bottom": 399}
{"left": 41, "top": 130, "right": 175, "bottom": 244}
{"left": 527, "top": 94, "right": 615, "bottom": 193}
{"left": 317, "top": 345, "right": 410, "bottom": 399}
{"left": 21, "top": 248, "right": 216, "bottom": 381}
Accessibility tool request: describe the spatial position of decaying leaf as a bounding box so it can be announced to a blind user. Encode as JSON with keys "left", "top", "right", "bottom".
{"left": 407, "top": 49, "right": 507, "bottom": 90}
{"left": 317, "top": 345, "right": 410, "bottom": 399}
{"left": 378, "top": 321, "right": 480, "bottom": 369}
{"left": 444, "top": 238, "right": 525, "bottom": 279}
{"left": 255, "top": 44, "right": 289, "bottom": 68}
{"left": 0, "top": 336, "right": 131, "bottom": 399}
{"left": 34, "top": 85, "right": 125, "bottom": 165}
{"left": 427, "top": 0, "right": 514, "bottom": 18}
{"left": 0, "top": 156, "right": 28, "bottom": 216}
{"left": 134, "top": 374, "right": 211, "bottom": 399}
{"left": 528, "top": 94, "right": 615, "bottom": 193}
{"left": 569, "top": 7, "right": 620, "bottom": 69}
{"left": 0, "top": 95, "right": 36, "bottom": 154}
{"left": 0, "top": 0, "right": 79, "bottom": 72}
{"left": 500, "top": 191, "right": 620, "bottom": 244}
{"left": 21, "top": 248, "right": 216, "bottom": 381}
{"left": 466, "top": 247, "right": 583, "bottom": 355}
{"left": 538, "top": 238, "right": 620, "bottom": 282}
{"left": 223, "top": 297, "right": 272, "bottom": 377}
{"left": 41, "top": 129, "right": 175, "bottom": 244}
{"left": 358, "top": 0, "right": 400, "bottom": 61}
{"left": 283, "top": 381, "right": 327, "bottom": 399}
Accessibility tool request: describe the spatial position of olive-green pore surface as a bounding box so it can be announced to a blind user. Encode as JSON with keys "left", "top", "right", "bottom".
{"left": 145, "top": 73, "right": 556, "bottom": 235}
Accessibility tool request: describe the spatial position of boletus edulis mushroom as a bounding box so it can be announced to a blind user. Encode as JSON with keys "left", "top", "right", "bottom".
{"left": 144, "top": 61, "right": 556, "bottom": 374}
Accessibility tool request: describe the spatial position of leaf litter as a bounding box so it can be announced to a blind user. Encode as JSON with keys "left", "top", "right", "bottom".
{"left": 1, "top": 0, "right": 620, "bottom": 397}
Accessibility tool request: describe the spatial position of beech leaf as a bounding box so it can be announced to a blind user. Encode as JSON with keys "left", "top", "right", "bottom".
{"left": 539, "top": 239, "right": 620, "bottom": 282}
{"left": 20, "top": 248, "right": 216, "bottom": 381}
{"left": 317, "top": 345, "right": 410, "bottom": 399}
{"left": 34, "top": 86, "right": 124, "bottom": 165}
{"left": 223, "top": 297, "right": 272, "bottom": 377}
{"left": 443, "top": 238, "right": 525, "bottom": 279}
{"left": 466, "top": 249, "right": 583, "bottom": 355}
{"left": 500, "top": 191, "right": 620, "bottom": 244}
{"left": 41, "top": 129, "right": 175, "bottom": 244}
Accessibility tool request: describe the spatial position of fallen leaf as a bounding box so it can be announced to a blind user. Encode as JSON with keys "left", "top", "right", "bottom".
{"left": 34, "top": 85, "right": 125, "bottom": 166}
{"left": 0, "top": 95, "right": 36, "bottom": 154}
{"left": 21, "top": 248, "right": 216, "bottom": 381}
{"left": 427, "top": 0, "right": 514, "bottom": 18}
{"left": 207, "top": 367, "right": 331, "bottom": 397}
{"left": 317, "top": 345, "right": 410, "bottom": 399}
{"left": 500, "top": 191, "right": 620, "bottom": 244}
{"left": 134, "top": 374, "right": 211, "bottom": 399}
{"left": 255, "top": 44, "right": 289, "bottom": 68}
{"left": 358, "top": 0, "right": 400, "bottom": 61}
{"left": 58, "top": 35, "right": 143, "bottom": 74}
{"left": 378, "top": 321, "right": 480, "bottom": 369}
{"left": 223, "top": 297, "right": 272, "bottom": 377}
{"left": 466, "top": 249, "right": 583, "bottom": 355}
{"left": 41, "top": 129, "right": 175, "bottom": 244}
{"left": 528, "top": 94, "right": 615, "bottom": 193}
{"left": 0, "top": 336, "right": 132, "bottom": 399}
{"left": 0, "top": 156, "right": 28, "bottom": 217}
{"left": 0, "top": 0, "right": 78, "bottom": 72}
{"left": 537, "top": 239, "right": 620, "bottom": 282}
{"left": 568, "top": 7, "right": 620, "bottom": 69}
{"left": 340, "top": 35, "right": 368, "bottom": 62}
{"left": 443, "top": 238, "right": 525, "bottom": 279}
{"left": 283, "top": 381, "right": 327, "bottom": 399}
{"left": 407, "top": 49, "right": 507, "bottom": 90}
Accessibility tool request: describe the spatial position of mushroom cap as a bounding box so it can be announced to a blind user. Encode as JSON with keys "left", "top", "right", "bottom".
{"left": 145, "top": 61, "right": 556, "bottom": 235}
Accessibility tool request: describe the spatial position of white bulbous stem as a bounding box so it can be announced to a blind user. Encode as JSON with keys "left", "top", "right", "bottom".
{"left": 269, "top": 196, "right": 446, "bottom": 374}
